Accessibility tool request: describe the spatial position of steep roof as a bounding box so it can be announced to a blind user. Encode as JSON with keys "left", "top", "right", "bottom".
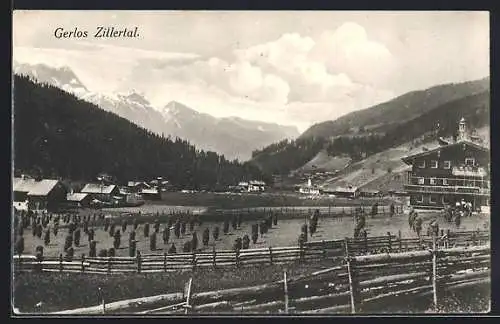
{"left": 401, "top": 140, "right": 489, "bottom": 165}
{"left": 66, "top": 193, "right": 89, "bottom": 202}
{"left": 13, "top": 178, "right": 61, "bottom": 196}
{"left": 81, "top": 183, "right": 117, "bottom": 194}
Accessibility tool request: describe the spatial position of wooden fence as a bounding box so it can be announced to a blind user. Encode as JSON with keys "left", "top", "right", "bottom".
{"left": 13, "top": 229, "right": 489, "bottom": 275}
{"left": 47, "top": 243, "right": 490, "bottom": 315}
{"left": 214, "top": 204, "right": 405, "bottom": 220}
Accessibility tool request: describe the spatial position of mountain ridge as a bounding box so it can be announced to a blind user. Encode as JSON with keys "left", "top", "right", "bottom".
{"left": 13, "top": 62, "right": 299, "bottom": 161}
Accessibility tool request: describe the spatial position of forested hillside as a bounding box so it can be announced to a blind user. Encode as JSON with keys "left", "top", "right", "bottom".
{"left": 251, "top": 84, "right": 490, "bottom": 176}
{"left": 13, "top": 75, "right": 266, "bottom": 189}
{"left": 300, "top": 77, "right": 489, "bottom": 139}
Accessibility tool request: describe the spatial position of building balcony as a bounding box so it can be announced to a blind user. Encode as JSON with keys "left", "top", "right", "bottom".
{"left": 451, "top": 166, "right": 488, "bottom": 177}
{"left": 404, "top": 184, "right": 490, "bottom": 195}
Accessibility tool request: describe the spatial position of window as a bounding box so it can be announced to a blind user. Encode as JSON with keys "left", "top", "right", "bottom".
{"left": 443, "top": 161, "right": 451, "bottom": 169}
{"left": 430, "top": 160, "right": 438, "bottom": 168}
{"left": 430, "top": 178, "right": 437, "bottom": 185}
{"left": 416, "top": 177, "right": 424, "bottom": 185}
{"left": 417, "top": 160, "right": 426, "bottom": 168}
{"left": 416, "top": 195, "right": 424, "bottom": 203}
{"left": 442, "top": 178, "right": 448, "bottom": 186}
{"left": 465, "top": 158, "right": 475, "bottom": 166}
{"left": 430, "top": 195, "right": 438, "bottom": 204}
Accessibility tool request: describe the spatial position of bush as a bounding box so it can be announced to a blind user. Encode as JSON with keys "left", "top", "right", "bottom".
{"left": 108, "top": 247, "right": 116, "bottom": 257}
{"left": 98, "top": 249, "right": 108, "bottom": 257}
{"left": 242, "top": 235, "right": 250, "bottom": 249}
{"left": 104, "top": 219, "right": 110, "bottom": 232}
{"left": 168, "top": 243, "right": 177, "bottom": 254}
{"left": 65, "top": 247, "right": 74, "bottom": 261}
{"left": 202, "top": 228, "right": 210, "bottom": 246}
{"left": 233, "top": 238, "right": 242, "bottom": 251}
{"left": 183, "top": 240, "right": 191, "bottom": 253}
{"left": 181, "top": 222, "right": 186, "bottom": 235}
{"left": 213, "top": 227, "right": 220, "bottom": 241}
{"left": 83, "top": 221, "right": 89, "bottom": 234}
{"left": 64, "top": 234, "right": 73, "bottom": 252}
{"left": 15, "top": 236, "right": 24, "bottom": 255}
{"left": 53, "top": 225, "right": 58, "bottom": 236}
{"left": 252, "top": 232, "right": 258, "bottom": 244}
{"left": 44, "top": 230, "right": 50, "bottom": 246}
{"left": 191, "top": 232, "right": 198, "bottom": 251}
{"left": 121, "top": 220, "right": 127, "bottom": 233}
{"left": 129, "top": 240, "right": 136, "bottom": 257}
{"left": 88, "top": 228, "right": 95, "bottom": 242}
{"left": 154, "top": 220, "right": 160, "bottom": 233}
{"left": 174, "top": 221, "right": 181, "bottom": 238}
{"left": 129, "top": 230, "right": 136, "bottom": 242}
{"left": 113, "top": 230, "right": 121, "bottom": 249}
{"left": 35, "top": 245, "right": 44, "bottom": 261}
{"left": 144, "top": 223, "right": 150, "bottom": 237}
{"left": 149, "top": 232, "right": 156, "bottom": 251}
{"left": 109, "top": 224, "right": 116, "bottom": 237}
{"left": 89, "top": 240, "right": 97, "bottom": 257}
{"left": 68, "top": 222, "right": 76, "bottom": 235}
{"left": 162, "top": 227, "right": 170, "bottom": 244}
{"left": 74, "top": 228, "right": 81, "bottom": 246}
{"left": 133, "top": 219, "right": 139, "bottom": 230}
{"left": 223, "top": 220, "right": 229, "bottom": 234}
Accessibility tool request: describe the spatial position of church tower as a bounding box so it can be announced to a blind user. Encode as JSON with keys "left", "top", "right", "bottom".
{"left": 457, "top": 117, "right": 469, "bottom": 142}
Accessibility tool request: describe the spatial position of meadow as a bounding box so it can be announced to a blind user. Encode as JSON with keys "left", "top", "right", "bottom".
{"left": 18, "top": 206, "right": 489, "bottom": 258}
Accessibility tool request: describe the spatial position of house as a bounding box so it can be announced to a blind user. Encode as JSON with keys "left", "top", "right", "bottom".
{"left": 332, "top": 186, "right": 360, "bottom": 199}
{"left": 360, "top": 189, "right": 381, "bottom": 197}
{"left": 81, "top": 183, "right": 120, "bottom": 202}
{"left": 140, "top": 187, "right": 161, "bottom": 200}
{"left": 127, "top": 181, "right": 151, "bottom": 192}
{"left": 13, "top": 177, "right": 67, "bottom": 212}
{"left": 401, "top": 118, "right": 490, "bottom": 210}
{"left": 65, "top": 193, "right": 91, "bottom": 208}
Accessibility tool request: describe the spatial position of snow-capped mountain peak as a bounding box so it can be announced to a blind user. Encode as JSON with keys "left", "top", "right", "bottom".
{"left": 13, "top": 62, "right": 300, "bottom": 160}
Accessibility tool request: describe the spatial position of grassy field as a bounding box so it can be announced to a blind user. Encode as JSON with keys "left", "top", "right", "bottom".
{"left": 149, "top": 191, "right": 403, "bottom": 209}
{"left": 13, "top": 262, "right": 489, "bottom": 314}
{"left": 13, "top": 260, "right": 335, "bottom": 313}
{"left": 17, "top": 210, "right": 489, "bottom": 258}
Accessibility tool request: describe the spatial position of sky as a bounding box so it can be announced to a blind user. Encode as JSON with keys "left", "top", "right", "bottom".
{"left": 13, "top": 11, "right": 489, "bottom": 132}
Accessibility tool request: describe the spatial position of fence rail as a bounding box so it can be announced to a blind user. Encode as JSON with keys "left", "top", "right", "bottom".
{"left": 13, "top": 229, "right": 489, "bottom": 275}
{"left": 45, "top": 243, "right": 490, "bottom": 315}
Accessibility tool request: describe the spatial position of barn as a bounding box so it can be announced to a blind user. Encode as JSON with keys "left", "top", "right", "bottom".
{"left": 81, "top": 183, "right": 120, "bottom": 202}
{"left": 65, "top": 193, "right": 91, "bottom": 208}
{"left": 13, "top": 177, "right": 67, "bottom": 212}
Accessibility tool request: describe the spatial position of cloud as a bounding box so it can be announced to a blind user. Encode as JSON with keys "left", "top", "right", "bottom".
{"left": 230, "top": 23, "right": 395, "bottom": 103}
{"left": 12, "top": 22, "right": 397, "bottom": 130}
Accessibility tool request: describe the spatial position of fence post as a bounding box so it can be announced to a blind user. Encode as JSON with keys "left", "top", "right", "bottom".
{"left": 107, "top": 256, "right": 112, "bottom": 274}
{"left": 235, "top": 249, "right": 240, "bottom": 268}
{"left": 192, "top": 251, "right": 197, "bottom": 272}
{"left": 212, "top": 246, "right": 217, "bottom": 269}
{"left": 59, "top": 253, "right": 63, "bottom": 272}
{"left": 398, "top": 230, "right": 402, "bottom": 253}
{"left": 269, "top": 247, "right": 273, "bottom": 265}
{"left": 283, "top": 271, "right": 289, "bottom": 314}
{"left": 137, "top": 251, "right": 142, "bottom": 273}
{"left": 322, "top": 240, "right": 327, "bottom": 259}
{"left": 345, "top": 237, "right": 358, "bottom": 314}
{"left": 81, "top": 254, "right": 86, "bottom": 273}
{"left": 184, "top": 277, "right": 193, "bottom": 314}
{"left": 432, "top": 235, "right": 439, "bottom": 311}
{"left": 387, "top": 232, "right": 392, "bottom": 252}
{"left": 364, "top": 231, "right": 368, "bottom": 254}
{"left": 164, "top": 252, "right": 167, "bottom": 272}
